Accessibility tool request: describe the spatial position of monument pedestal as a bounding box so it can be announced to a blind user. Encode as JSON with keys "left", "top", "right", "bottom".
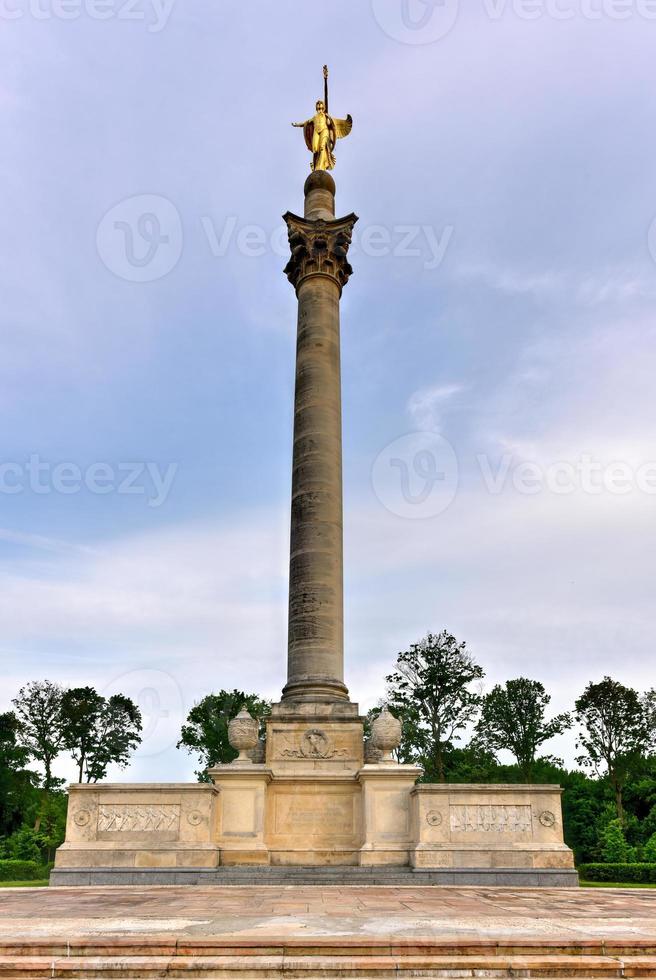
{"left": 358, "top": 764, "right": 423, "bottom": 866}
{"left": 207, "top": 765, "right": 272, "bottom": 866}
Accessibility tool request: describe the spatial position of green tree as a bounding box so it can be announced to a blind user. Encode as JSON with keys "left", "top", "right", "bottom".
{"left": 11, "top": 680, "right": 64, "bottom": 793}
{"left": 643, "top": 833, "right": 656, "bottom": 863}
{"left": 0, "top": 712, "right": 38, "bottom": 837}
{"left": 177, "top": 690, "right": 271, "bottom": 781}
{"left": 60, "top": 687, "right": 142, "bottom": 782}
{"left": 599, "top": 817, "right": 636, "bottom": 863}
{"left": 385, "top": 631, "right": 484, "bottom": 782}
{"left": 85, "top": 695, "right": 143, "bottom": 782}
{"left": 575, "top": 678, "right": 656, "bottom": 823}
{"left": 475, "top": 678, "right": 572, "bottom": 781}
{"left": 443, "top": 743, "right": 500, "bottom": 783}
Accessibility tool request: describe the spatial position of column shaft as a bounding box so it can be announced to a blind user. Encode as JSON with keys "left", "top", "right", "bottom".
{"left": 281, "top": 172, "right": 357, "bottom": 704}
{"left": 283, "top": 275, "right": 347, "bottom": 701}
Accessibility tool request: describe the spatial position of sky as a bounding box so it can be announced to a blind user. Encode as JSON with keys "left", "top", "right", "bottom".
{"left": 1, "top": 0, "right": 655, "bottom": 783}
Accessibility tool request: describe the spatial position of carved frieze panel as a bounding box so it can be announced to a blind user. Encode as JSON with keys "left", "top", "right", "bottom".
{"left": 97, "top": 804, "right": 180, "bottom": 834}
{"left": 449, "top": 804, "right": 532, "bottom": 835}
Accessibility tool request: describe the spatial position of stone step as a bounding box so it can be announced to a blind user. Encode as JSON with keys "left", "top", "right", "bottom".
{"left": 3, "top": 939, "right": 656, "bottom": 957}
{"left": 1, "top": 938, "right": 655, "bottom": 979}
{"left": 0, "top": 954, "right": 654, "bottom": 978}
{"left": 49, "top": 866, "right": 580, "bottom": 887}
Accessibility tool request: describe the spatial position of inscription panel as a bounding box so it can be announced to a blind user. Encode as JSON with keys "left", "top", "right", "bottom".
{"left": 270, "top": 791, "right": 357, "bottom": 843}
{"left": 450, "top": 804, "right": 532, "bottom": 836}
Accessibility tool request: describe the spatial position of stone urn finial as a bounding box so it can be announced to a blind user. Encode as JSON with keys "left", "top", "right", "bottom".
{"left": 228, "top": 706, "right": 258, "bottom": 764}
{"left": 371, "top": 707, "right": 402, "bottom": 763}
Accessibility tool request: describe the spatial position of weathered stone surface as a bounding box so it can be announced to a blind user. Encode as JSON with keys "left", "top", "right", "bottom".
{"left": 410, "top": 784, "right": 575, "bottom": 871}
{"left": 55, "top": 784, "right": 220, "bottom": 870}
{"left": 266, "top": 719, "right": 364, "bottom": 774}
{"left": 281, "top": 175, "right": 358, "bottom": 705}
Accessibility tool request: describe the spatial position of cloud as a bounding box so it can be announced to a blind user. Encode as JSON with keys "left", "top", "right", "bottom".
{"left": 407, "top": 383, "right": 465, "bottom": 431}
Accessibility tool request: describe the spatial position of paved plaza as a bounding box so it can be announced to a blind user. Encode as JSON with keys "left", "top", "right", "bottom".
{"left": 1, "top": 886, "right": 655, "bottom": 977}
{"left": 1, "top": 885, "right": 655, "bottom": 942}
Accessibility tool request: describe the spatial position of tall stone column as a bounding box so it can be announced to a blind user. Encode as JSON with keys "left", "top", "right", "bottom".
{"left": 281, "top": 171, "right": 358, "bottom": 703}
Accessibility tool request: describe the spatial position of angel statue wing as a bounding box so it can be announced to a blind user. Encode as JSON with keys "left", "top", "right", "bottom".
{"left": 331, "top": 114, "right": 353, "bottom": 140}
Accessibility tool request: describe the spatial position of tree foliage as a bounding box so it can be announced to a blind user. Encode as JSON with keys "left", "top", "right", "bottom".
{"left": 575, "top": 677, "right": 656, "bottom": 822}
{"left": 475, "top": 677, "right": 572, "bottom": 781}
{"left": 385, "top": 631, "right": 484, "bottom": 782}
{"left": 599, "top": 818, "right": 636, "bottom": 863}
{"left": 0, "top": 712, "right": 38, "bottom": 837}
{"left": 11, "top": 680, "right": 64, "bottom": 792}
{"left": 177, "top": 690, "right": 271, "bottom": 781}
{"left": 60, "top": 687, "right": 142, "bottom": 783}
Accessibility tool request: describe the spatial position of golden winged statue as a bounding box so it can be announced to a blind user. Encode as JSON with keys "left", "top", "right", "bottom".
{"left": 291, "top": 66, "right": 353, "bottom": 172}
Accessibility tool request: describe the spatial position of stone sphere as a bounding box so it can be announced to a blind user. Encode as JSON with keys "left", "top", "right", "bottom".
{"left": 228, "top": 707, "right": 258, "bottom": 763}
{"left": 371, "top": 707, "right": 402, "bottom": 763}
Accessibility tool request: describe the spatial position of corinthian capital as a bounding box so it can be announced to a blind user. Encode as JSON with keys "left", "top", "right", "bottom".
{"left": 283, "top": 211, "right": 358, "bottom": 294}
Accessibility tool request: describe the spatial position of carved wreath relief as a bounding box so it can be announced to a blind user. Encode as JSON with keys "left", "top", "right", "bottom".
{"left": 97, "top": 804, "right": 180, "bottom": 833}
{"left": 280, "top": 728, "right": 349, "bottom": 760}
{"left": 450, "top": 804, "right": 532, "bottom": 834}
{"left": 426, "top": 809, "right": 443, "bottom": 827}
{"left": 539, "top": 810, "right": 557, "bottom": 828}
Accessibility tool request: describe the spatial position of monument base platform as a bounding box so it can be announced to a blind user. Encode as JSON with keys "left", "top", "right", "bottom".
{"left": 53, "top": 701, "right": 576, "bottom": 883}
{"left": 54, "top": 774, "right": 576, "bottom": 886}
{"left": 49, "top": 864, "right": 579, "bottom": 887}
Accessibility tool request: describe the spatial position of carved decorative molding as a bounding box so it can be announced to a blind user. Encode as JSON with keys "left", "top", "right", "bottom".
{"left": 450, "top": 804, "right": 532, "bottom": 835}
{"left": 97, "top": 804, "right": 180, "bottom": 834}
{"left": 280, "top": 728, "right": 349, "bottom": 760}
{"left": 283, "top": 212, "right": 358, "bottom": 294}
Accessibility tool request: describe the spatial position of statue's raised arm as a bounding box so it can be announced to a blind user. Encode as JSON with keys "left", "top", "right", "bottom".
{"left": 291, "top": 67, "right": 353, "bottom": 173}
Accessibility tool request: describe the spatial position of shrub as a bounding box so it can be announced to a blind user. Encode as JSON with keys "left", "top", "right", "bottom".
{"left": 0, "top": 859, "right": 43, "bottom": 881}
{"left": 0, "top": 827, "right": 43, "bottom": 863}
{"left": 578, "top": 863, "right": 656, "bottom": 884}
{"left": 643, "top": 834, "right": 656, "bottom": 863}
{"left": 599, "top": 819, "right": 636, "bottom": 863}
